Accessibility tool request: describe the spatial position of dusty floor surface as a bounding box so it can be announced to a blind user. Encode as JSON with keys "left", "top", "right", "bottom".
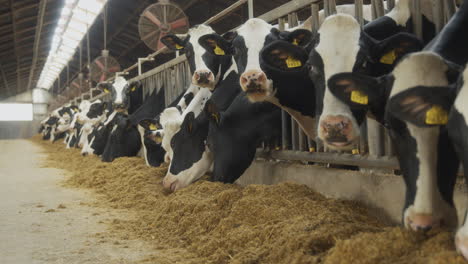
{"left": 0, "top": 140, "right": 153, "bottom": 264}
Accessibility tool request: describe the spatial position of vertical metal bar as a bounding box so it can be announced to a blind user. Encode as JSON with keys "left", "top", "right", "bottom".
{"left": 248, "top": 0, "right": 254, "bottom": 19}
{"left": 384, "top": 129, "right": 395, "bottom": 157}
{"left": 411, "top": 0, "right": 423, "bottom": 39}
{"left": 311, "top": 3, "right": 320, "bottom": 32}
{"left": 367, "top": 118, "right": 385, "bottom": 157}
{"left": 432, "top": 0, "right": 445, "bottom": 34}
{"left": 355, "top": 0, "right": 364, "bottom": 27}
{"left": 387, "top": 0, "right": 395, "bottom": 11}
{"left": 281, "top": 111, "right": 291, "bottom": 150}
{"left": 444, "top": 0, "right": 457, "bottom": 23}
{"left": 372, "top": 0, "right": 385, "bottom": 18}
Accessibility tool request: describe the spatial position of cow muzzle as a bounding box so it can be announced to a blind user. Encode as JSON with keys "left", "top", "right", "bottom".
{"left": 319, "top": 115, "right": 356, "bottom": 150}
{"left": 405, "top": 213, "right": 441, "bottom": 232}
{"left": 240, "top": 70, "right": 271, "bottom": 102}
{"left": 193, "top": 70, "right": 214, "bottom": 89}
{"left": 162, "top": 175, "right": 179, "bottom": 192}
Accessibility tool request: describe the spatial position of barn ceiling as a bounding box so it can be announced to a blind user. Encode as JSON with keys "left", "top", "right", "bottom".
{"left": 0, "top": 0, "right": 360, "bottom": 100}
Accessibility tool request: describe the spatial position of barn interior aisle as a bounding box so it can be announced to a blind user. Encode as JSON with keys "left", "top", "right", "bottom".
{"left": 0, "top": 139, "right": 156, "bottom": 264}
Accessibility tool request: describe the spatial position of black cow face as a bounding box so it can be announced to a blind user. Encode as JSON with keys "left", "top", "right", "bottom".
{"left": 205, "top": 95, "right": 281, "bottom": 184}
{"left": 160, "top": 24, "right": 226, "bottom": 89}
{"left": 101, "top": 113, "right": 141, "bottom": 162}
{"left": 86, "top": 102, "right": 108, "bottom": 119}
{"left": 163, "top": 112, "right": 212, "bottom": 192}
{"left": 329, "top": 51, "right": 461, "bottom": 232}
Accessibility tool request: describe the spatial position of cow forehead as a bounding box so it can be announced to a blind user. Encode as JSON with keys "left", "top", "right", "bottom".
{"left": 237, "top": 18, "right": 273, "bottom": 71}
{"left": 188, "top": 25, "right": 215, "bottom": 70}
{"left": 390, "top": 52, "right": 449, "bottom": 97}
{"left": 315, "top": 14, "right": 361, "bottom": 79}
{"left": 113, "top": 77, "right": 128, "bottom": 92}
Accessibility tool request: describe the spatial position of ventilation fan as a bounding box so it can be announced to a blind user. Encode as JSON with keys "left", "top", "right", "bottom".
{"left": 89, "top": 50, "right": 121, "bottom": 83}
{"left": 138, "top": 0, "right": 190, "bottom": 51}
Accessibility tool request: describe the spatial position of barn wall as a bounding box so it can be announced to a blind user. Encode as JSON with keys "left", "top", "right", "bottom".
{"left": 0, "top": 121, "right": 40, "bottom": 139}
{"left": 236, "top": 160, "right": 468, "bottom": 225}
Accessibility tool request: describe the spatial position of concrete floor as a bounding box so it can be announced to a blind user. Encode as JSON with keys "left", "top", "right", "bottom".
{"left": 0, "top": 140, "right": 151, "bottom": 264}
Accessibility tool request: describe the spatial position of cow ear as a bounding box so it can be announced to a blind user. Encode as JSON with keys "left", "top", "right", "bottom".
{"left": 328, "top": 72, "right": 389, "bottom": 110}
{"left": 222, "top": 31, "right": 238, "bottom": 42}
{"left": 260, "top": 40, "right": 308, "bottom": 72}
{"left": 160, "top": 34, "right": 186, "bottom": 51}
{"left": 205, "top": 100, "right": 221, "bottom": 126}
{"left": 388, "top": 86, "right": 455, "bottom": 127}
{"left": 129, "top": 81, "right": 141, "bottom": 93}
{"left": 373, "top": 32, "right": 423, "bottom": 65}
{"left": 182, "top": 112, "right": 196, "bottom": 133}
{"left": 97, "top": 83, "right": 112, "bottom": 93}
{"left": 281, "top": 29, "right": 313, "bottom": 47}
{"left": 139, "top": 119, "right": 159, "bottom": 131}
{"left": 198, "top": 34, "right": 233, "bottom": 56}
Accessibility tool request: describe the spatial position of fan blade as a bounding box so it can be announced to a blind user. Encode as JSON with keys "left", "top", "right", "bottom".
{"left": 95, "top": 59, "right": 105, "bottom": 70}
{"left": 107, "top": 66, "right": 120, "bottom": 72}
{"left": 99, "top": 73, "right": 107, "bottom": 82}
{"left": 170, "top": 18, "right": 188, "bottom": 30}
{"left": 144, "top": 10, "right": 162, "bottom": 27}
{"left": 163, "top": 4, "right": 168, "bottom": 25}
{"left": 157, "top": 32, "right": 168, "bottom": 50}
{"left": 141, "top": 29, "right": 159, "bottom": 42}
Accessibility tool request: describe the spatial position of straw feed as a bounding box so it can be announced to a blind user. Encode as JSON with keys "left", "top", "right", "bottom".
{"left": 31, "top": 135, "right": 466, "bottom": 264}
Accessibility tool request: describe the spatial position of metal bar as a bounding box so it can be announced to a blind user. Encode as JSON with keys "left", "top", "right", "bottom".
{"left": 411, "top": 0, "right": 423, "bottom": 39}
{"left": 248, "top": 0, "right": 254, "bottom": 18}
{"left": 26, "top": 0, "right": 47, "bottom": 91}
{"left": 311, "top": 3, "right": 320, "bottom": 32}
{"left": 444, "top": 0, "right": 457, "bottom": 23}
{"left": 386, "top": 0, "right": 395, "bottom": 11}
{"left": 371, "top": 0, "right": 385, "bottom": 18}
{"left": 0, "top": 63, "right": 10, "bottom": 93}
{"left": 367, "top": 118, "right": 385, "bottom": 157}
{"left": 258, "top": 0, "right": 317, "bottom": 23}
{"left": 256, "top": 150, "right": 399, "bottom": 170}
{"left": 282, "top": 111, "right": 291, "bottom": 150}
{"left": 204, "top": 0, "right": 248, "bottom": 24}
{"left": 355, "top": 0, "right": 364, "bottom": 26}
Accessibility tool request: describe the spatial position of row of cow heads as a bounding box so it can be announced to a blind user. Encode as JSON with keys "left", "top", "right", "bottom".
{"left": 260, "top": 14, "right": 423, "bottom": 150}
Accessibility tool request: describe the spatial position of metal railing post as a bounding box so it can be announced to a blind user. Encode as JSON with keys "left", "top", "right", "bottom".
{"left": 248, "top": 0, "right": 254, "bottom": 18}
{"left": 411, "top": 0, "right": 423, "bottom": 39}
{"left": 355, "top": 0, "right": 364, "bottom": 27}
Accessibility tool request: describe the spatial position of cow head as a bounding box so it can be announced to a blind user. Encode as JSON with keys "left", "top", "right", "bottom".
{"left": 261, "top": 14, "right": 422, "bottom": 150}
{"left": 197, "top": 18, "right": 284, "bottom": 100}
{"left": 161, "top": 24, "right": 226, "bottom": 90}
{"left": 328, "top": 51, "right": 462, "bottom": 231}
{"left": 98, "top": 77, "right": 141, "bottom": 111}
{"left": 162, "top": 112, "right": 212, "bottom": 192}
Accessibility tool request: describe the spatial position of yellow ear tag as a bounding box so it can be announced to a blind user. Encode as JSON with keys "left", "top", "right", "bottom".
{"left": 149, "top": 124, "right": 157, "bottom": 131}
{"left": 350, "top": 90, "right": 368, "bottom": 105}
{"left": 352, "top": 149, "right": 360, "bottom": 154}
{"left": 292, "top": 38, "right": 299, "bottom": 45}
{"left": 211, "top": 113, "right": 220, "bottom": 124}
{"left": 425, "top": 105, "right": 448, "bottom": 125}
{"left": 214, "top": 45, "right": 225, "bottom": 55}
{"left": 380, "top": 50, "right": 397, "bottom": 65}
{"left": 131, "top": 86, "right": 136, "bottom": 92}
{"left": 175, "top": 44, "right": 183, "bottom": 50}
{"left": 309, "top": 147, "right": 316, "bottom": 153}
{"left": 286, "top": 56, "right": 302, "bottom": 68}
{"left": 104, "top": 88, "right": 110, "bottom": 93}
{"left": 155, "top": 135, "right": 163, "bottom": 144}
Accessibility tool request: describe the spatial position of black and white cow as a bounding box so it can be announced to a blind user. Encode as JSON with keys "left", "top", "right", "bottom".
{"left": 327, "top": 0, "right": 468, "bottom": 258}
{"left": 205, "top": 92, "right": 281, "bottom": 184}
{"left": 97, "top": 77, "right": 143, "bottom": 114}
{"left": 385, "top": 64, "right": 468, "bottom": 259}
{"left": 162, "top": 58, "right": 241, "bottom": 191}
{"left": 259, "top": 12, "right": 422, "bottom": 150}
{"left": 161, "top": 24, "right": 233, "bottom": 90}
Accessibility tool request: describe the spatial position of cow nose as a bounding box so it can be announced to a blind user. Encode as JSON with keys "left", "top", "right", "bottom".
{"left": 240, "top": 70, "right": 267, "bottom": 92}
{"left": 81, "top": 152, "right": 88, "bottom": 157}
{"left": 320, "top": 116, "right": 355, "bottom": 147}
{"left": 193, "top": 70, "right": 214, "bottom": 87}
{"left": 407, "top": 214, "right": 440, "bottom": 232}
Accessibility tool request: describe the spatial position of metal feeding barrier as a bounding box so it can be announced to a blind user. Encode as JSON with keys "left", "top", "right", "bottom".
{"left": 59, "top": 0, "right": 460, "bottom": 171}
